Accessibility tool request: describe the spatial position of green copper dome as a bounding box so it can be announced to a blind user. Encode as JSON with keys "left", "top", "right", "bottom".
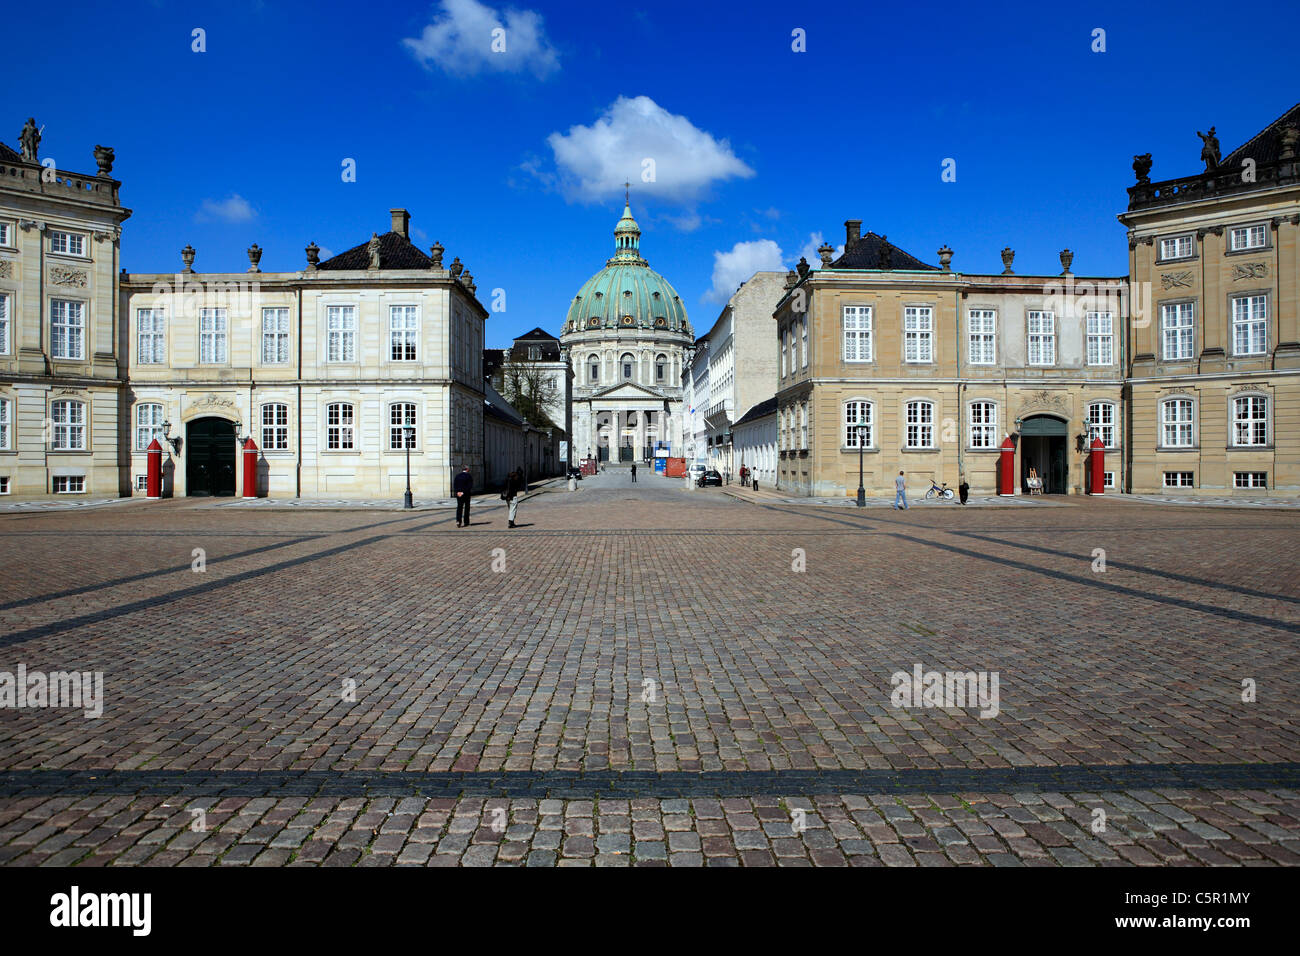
{"left": 564, "top": 204, "right": 692, "bottom": 336}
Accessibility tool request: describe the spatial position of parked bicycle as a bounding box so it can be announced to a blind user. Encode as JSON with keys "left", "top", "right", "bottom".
{"left": 924, "top": 480, "right": 955, "bottom": 500}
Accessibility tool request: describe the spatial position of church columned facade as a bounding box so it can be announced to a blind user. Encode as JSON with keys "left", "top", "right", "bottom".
{"left": 561, "top": 204, "right": 692, "bottom": 463}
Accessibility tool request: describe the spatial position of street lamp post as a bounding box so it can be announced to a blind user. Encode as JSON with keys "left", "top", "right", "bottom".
{"left": 856, "top": 424, "right": 867, "bottom": 507}
{"left": 403, "top": 424, "right": 414, "bottom": 509}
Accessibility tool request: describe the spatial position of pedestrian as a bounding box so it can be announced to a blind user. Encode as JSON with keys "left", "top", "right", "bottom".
{"left": 503, "top": 468, "right": 523, "bottom": 528}
{"left": 631, "top": 462, "right": 637, "bottom": 483}
{"left": 453, "top": 464, "right": 473, "bottom": 527}
{"left": 893, "top": 470, "right": 908, "bottom": 510}
{"left": 958, "top": 474, "right": 970, "bottom": 506}
{"left": 752, "top": 475, "right": 759, "bottom": 493}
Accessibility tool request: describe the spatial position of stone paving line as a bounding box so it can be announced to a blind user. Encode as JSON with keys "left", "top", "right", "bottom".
{"left": 0, "top": 788, "right": 1295, "bottom": 868}
{"left": 0, "top": 491, "right": 1297, "bottom": 866}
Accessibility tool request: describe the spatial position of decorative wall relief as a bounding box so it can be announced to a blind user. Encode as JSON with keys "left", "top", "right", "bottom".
{"left": 1160, "top": 271, "right": 1194, "bottom": 289}
{"left": 1231, "top": 262, "right": 1268, "bottom": 281}
{"left": 49, "top": 266, "right": 89, "bottom": 287}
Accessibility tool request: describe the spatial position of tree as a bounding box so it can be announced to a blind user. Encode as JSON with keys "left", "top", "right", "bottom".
{"left": 498, "top": 355, "right": 561, "bottom": 430}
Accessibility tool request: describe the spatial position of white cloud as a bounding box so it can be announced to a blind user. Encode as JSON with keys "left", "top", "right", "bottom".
{"left": 195, "top": 194, "right": 256, "bottom": 224}
{"left": 796, "top": 231, "right": 844, "bottom": 268}
{"left": 546, "top": 95, "right": 754, "bottom": 204}
{"left": 703, "top": 239, "right": 784, "bottom": 304}
{"left": 402, "top": 0, "right": 559, "bottom": 78}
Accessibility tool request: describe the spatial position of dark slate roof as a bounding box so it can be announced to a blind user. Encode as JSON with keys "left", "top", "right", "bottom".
{"left": 510, "top": 339, "right": 561, "bottom": 361}
{"left": 734, "top": 396, "right": 778, "bottom": 426}
{"left": 829, "top": 231, "right": 937, "bottom": 271}
{"left": 316, "top": 231, "right": 434, "bottom": 270}
{"left": 0, "top": 142, "right": 22, "bottom": 163}
{"left": 483, "top": 348, "right": 509, "bottom": 382}
{"left": 484, "top": 399, "right": 524, "bottom": 427}
{"left": 515, "top": 327, "right": 558, "bottom": 342}
{"left": 1222, "top": 103, "right": 1300, "bottom": 168}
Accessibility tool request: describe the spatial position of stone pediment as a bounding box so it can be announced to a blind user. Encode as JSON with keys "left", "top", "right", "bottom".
{"left": 587, "top": 382, "right": 667, "bottom": 402}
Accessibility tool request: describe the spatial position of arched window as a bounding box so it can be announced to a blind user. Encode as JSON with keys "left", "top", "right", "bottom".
{"left": 135, "top": 403, "right": 164, "bottom": 450}
{"left": 1160, "top": 398, "right": 1194, "bottom": 448}
{"left": 1231, "top": 395, "right": 1268, "bottom": 446}
{"left": 845, "top": 401, "right": 872, "bottom": 448}
{"left": 262, "top": 403, "right": 289, "bottom": 451}
{"left": 389, "top": 402, "right": 417, "bottom": 450}
{"left": 655, "top": 353, "right": 666, "bottom": 382}
{"left": 1086, "top": 402, "right": 1116, "bottom": 449}
{"left": 51, "top": 399, "right": 86, "bottom": 450}
{"left": 326, "top": 402, "right": 355, "bottom": 450}
{"left": 588, "top": 353, "right": 600, "bottom": 384}
{"left": 905, "top": 400, "right": 934, "bottom": 448}
{"left": 621, "top": 353, "right": 635, "bottom": 380}
{"left": 968, "top": 402, "right": 997, "bottom": 448}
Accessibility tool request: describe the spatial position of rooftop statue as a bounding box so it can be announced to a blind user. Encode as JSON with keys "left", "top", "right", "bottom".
{"left": 1197, "top": 127, "right": 1220, "bottom": 171}
{"left": 19, "top": 117, "right": 40, "bottom": 162}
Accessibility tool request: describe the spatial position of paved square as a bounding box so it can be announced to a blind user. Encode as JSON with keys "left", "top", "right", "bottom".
{"left": 1, "top": 474, "right": 1297, "bottom": 866}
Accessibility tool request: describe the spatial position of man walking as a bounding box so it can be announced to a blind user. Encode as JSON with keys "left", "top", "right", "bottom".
{"left": 453, "top": 465, "right": 473, "bottom": 527}
{"left": 893, "top": 470, "right": 908, "bottom": 510}
{"left": 631, "top": 462, "right": 637, "bottom": 483}
{"left": 504, "top": 468, "right": 523, "bottom": 528}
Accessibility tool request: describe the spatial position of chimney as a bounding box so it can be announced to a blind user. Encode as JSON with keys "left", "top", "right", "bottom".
{"left": 845, "top": 219, "right": 862, "bottom": 248}
{"left": 390, "top": 208, "right": 410, "bottom": 238}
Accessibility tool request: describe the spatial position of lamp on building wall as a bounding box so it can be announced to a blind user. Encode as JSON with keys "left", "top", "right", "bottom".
{"left": 161, "top": 420, "right": 180, "bottom": 453}
{"left": 855, "top": 424, "right": 869, "bottom": 507}
{"left": 231, "top": 419, "right": 247, "bottom": 444}
{"left": 1075, "top": 431, "right": 1089, "bottom": 453}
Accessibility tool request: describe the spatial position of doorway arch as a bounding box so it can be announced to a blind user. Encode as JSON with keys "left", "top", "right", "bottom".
{"left": 1019, "top": 414, "right": 1067, "bottom": 494}
{"left": 186, "top": 416, "right": 238, "bottom": 496}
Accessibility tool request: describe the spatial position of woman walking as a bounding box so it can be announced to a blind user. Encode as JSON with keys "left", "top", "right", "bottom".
{"left": 504, "top": 468, "right": 524, "bottom": 528}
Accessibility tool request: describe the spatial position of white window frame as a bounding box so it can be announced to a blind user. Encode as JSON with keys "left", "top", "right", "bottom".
{"left": 905, "top": 400, "right": 935, "bottom": 449}
{"left": 1163, "top": 471, "right": 1194, "bottom": 489}
{"left": 799, "top": 403, "right": 808, "bottom": 450}
{"left": 0, "top": 221, "right": 11, "bottom": 247}
{"left": 801, "top": 317, "right": 808, "bottom": 368}
{"left": 262, "top": 308, "right": 290, "bottom": 365}
{"left": 53, "top": 475, "right": 85, "bottom": 494}
{"left": 968, "top": 401, "right": 997, "bottom": 449}
{"left": 1230, "top": 294, "right": 1268, "bottom": 356}
{"left": 1086, "top": 311, "right": 1114, "bottom": 366}
{"left": 0, "top": 476, "right": 9, "bottom": 494}
{"left": 1160, "top": 398, "right": 1194, "bottom": 448}
{"left": 0, "top": 395, "right": 10, "bottom": 450}
{"left": 1158, "top": 234, "right": 1194, "bottom": 260}
{"left": 842, "top": 306, "right": 873, "bottom": 363}
{"left": 1231, "top": 395, "right": 1268, "bottom": 447}
{"left": 389, "top": 305, "right": 418, "bottom": 362}
{"left": 1233, "top": 471, "right": 1267, "bottom": 489}
{"left": 326, "top": 402, "right": 355, "bottom": 450}
{"left": 135, "top": 403, "right": 164, "bottom": 451}
{"left": 137, "top": 308, "right": 166, "bottom": 364}
{"left": 844, "top": 400, "right": 873, "bottom": 449}
{"left": 1026, "top": 311, "right": 1055, "bottom": 366}
{"left": 655, "top": 354, "right": 666, "bottom": 383}
{"left": 1160, "top": 302, "right": 1195, "bottom": 361}
{"left": 903, "top": 306, "right": 933, "bottom": 363}
{"left": 588, "top": 353, "right": 599, "bottom": 384}
{"left": 50, "top": 399, "right": 86, "bottom": 450}
{"left": 199, "top": 308, "right": 228, "bottom": 364}
{"left": 50, "top": 299, "right": 85, "bottom": 360}
{"left": 389, "top": 402, "right": 417, "bottom": 451}
{"left": 1229, "top": 224, "right": 1267, "bottom": 252}
{"left": 1102, "top": 471, "right": 1115, "bottom": 489}
{"left": 326, "top": 305, "right": 357, "bottom": 363}
{"left": 0, "top": 292, "right": 10, "bottom": 355}
{"left": 968, "top": 309, "right": 996, "bottom": 365}
{"left": 49, "top": 230, "right": 85, "bottom": 257}
{"left": 1086, "top": 402, "right": 1117, "bottom": 449}
{"left": 621, "top": 353, "right": 634, "bottom": 381}
{"left": 261, "top": 403, "right": 289, "bottom": 451}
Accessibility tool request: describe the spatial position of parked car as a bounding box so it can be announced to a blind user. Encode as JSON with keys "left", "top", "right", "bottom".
{"left": 567, "top": 467, "right": 583, "bottom": 480}
{"left": 687, "top": 463, "right": 708, "bottom": 483}
{"left": 698, "top": 469, "right": 723, "bottom": 487}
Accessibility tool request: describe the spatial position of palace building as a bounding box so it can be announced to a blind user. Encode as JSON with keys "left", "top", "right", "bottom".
{"left": 773, "top": 223, "right": 1127, "bottom": 497}
{"left": 561, "top": 203, "right": 692, "bottom": 463}
{"left": 1119, "top": 104, "right": 1300, "bottom": 495}
{"left": 120, "top": 209, "right": 487, "bottom": 499}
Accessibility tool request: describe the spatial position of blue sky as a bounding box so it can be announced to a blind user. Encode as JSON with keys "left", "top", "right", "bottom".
{"left": 7, "top": 0, "right": 1299, "bottom": 345}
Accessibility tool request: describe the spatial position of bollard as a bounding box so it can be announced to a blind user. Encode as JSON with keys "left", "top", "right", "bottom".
{"left": 146, "top": 438, "right": 162, "bottom": 499}
{"left": 242, "top": 438, "right": 259, "bottom": 498}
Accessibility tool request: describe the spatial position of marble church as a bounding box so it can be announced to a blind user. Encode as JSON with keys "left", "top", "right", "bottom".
{"left": 561, "top": 203, "right": 693, "bottom": 463}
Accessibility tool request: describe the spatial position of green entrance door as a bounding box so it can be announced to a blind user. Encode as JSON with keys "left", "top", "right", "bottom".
{"left": 1020, "top": 415, "right": 1068, "bottom": 494}
{"left": 186, "top": 417, "right": 237, "bottom": 496}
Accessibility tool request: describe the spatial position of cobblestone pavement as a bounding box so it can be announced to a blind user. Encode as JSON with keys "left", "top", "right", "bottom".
{"left": 0, "top": 487, "right": 1297, "bottom": 866}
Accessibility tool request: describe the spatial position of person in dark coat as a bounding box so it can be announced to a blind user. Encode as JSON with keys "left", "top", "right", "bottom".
{"left": 453, "top": 465, "right": 473, "bottom": 527}
{"left": 959, "top": 475, "right": 970, "bottom": 505}
{"left": 631, "top": 463, "right": 637, "bottom": 482}
{"left": 504, "top": 468, "right": 523, "bottom": 528}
